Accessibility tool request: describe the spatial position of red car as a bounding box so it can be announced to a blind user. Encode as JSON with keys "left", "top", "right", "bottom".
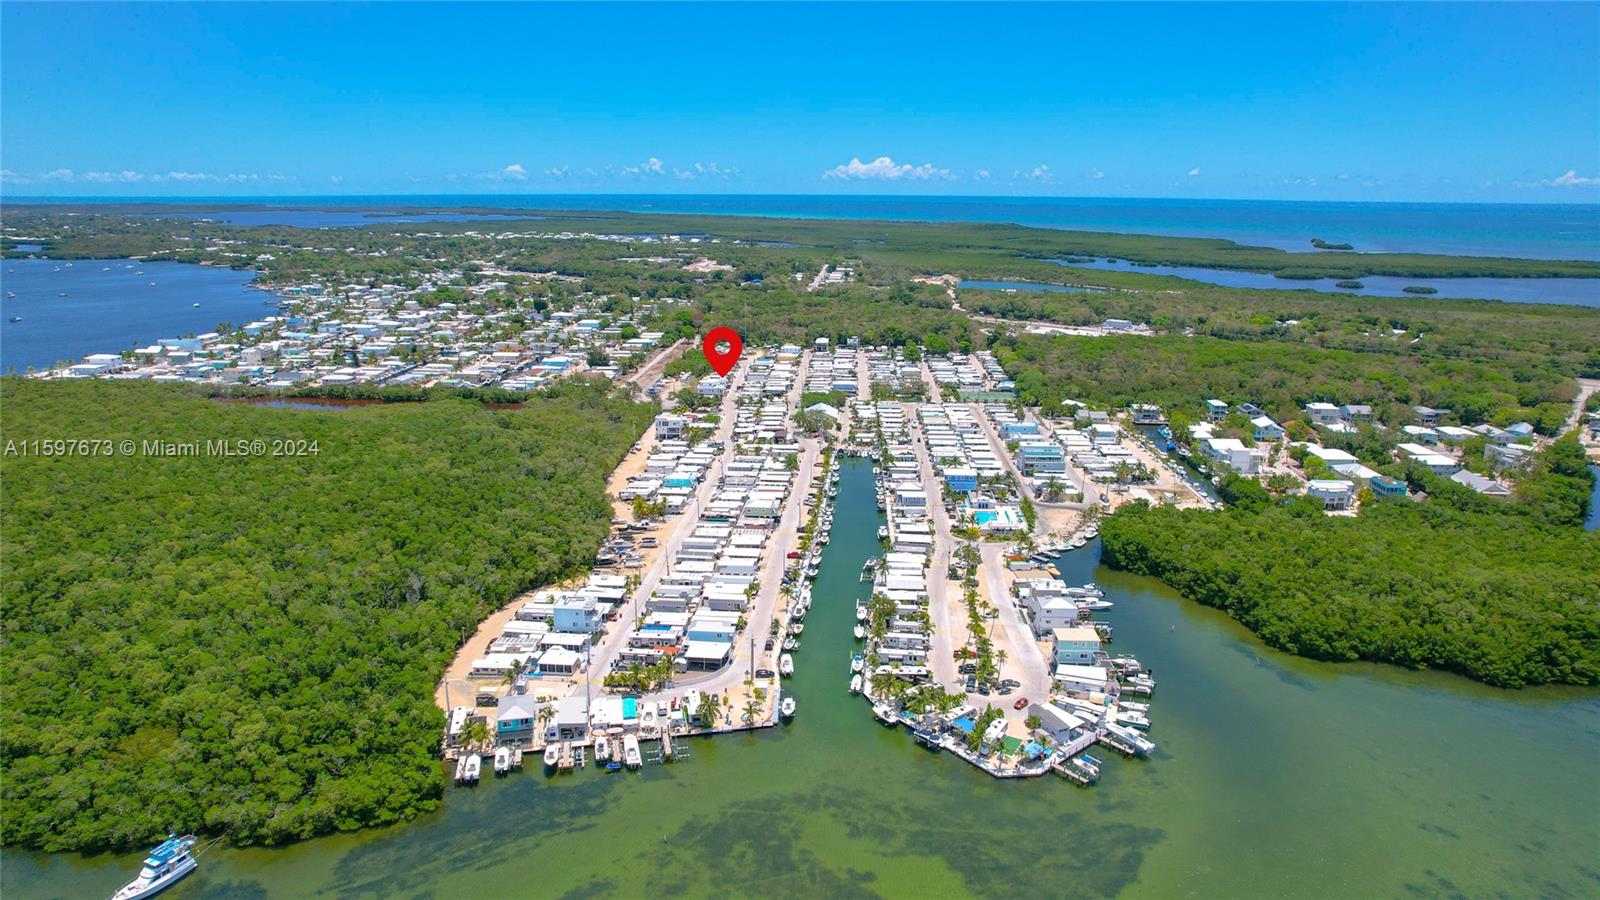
{"left": 1012, "top": 697, "right": 1029, "bottom": 711}
{"left": 786, "top": 551, "right": 801, "bottom": 559}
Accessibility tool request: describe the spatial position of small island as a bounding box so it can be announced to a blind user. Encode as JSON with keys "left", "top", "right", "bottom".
{"left": 1403, "top": 285, "right": 1439, "bottom": 294}
{"left": 1335, "top": 280, "right": 1365, "bottom": 289}
{"left": 1311, "top": 238, "right": 1355, "bottom": 250}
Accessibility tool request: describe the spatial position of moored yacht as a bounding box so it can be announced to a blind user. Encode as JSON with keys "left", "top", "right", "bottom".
{"left": 493, "top": 746, "right": 512, "bottom": 775}
{"left": 779, "top": 696, "right": 797, "bottom": 718}
{"left": 848, "top": 673, "right": 863, "bottom": 694}
{"left": 110, "top": 834, "right": 198, "bottom": 900}
{"left": 780, "top": 653, "right": 795, "bottom": 677}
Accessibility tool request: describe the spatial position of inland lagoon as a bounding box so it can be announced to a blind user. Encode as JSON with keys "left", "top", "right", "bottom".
{"left": 4, "top": 458, "right": 1596, "bottom": 898}
{"left": 0, "top": 258, "right": 280, "bottom": 373}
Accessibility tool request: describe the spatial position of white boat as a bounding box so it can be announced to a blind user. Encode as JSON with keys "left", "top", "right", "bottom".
{"left": 849, "top": 674, "right": 863, "bottom": 694}
{"left": 623, "top": 734, "right": 642, "bottom": 769}
{"left": 1077, "top": 598, "right": 1114, "bottom": 611}
{"left": 872, "top": 701, "right": 899, "bottom": 725}
{"left": 855, "top": 603, "right": 868, "bottom": 623}
{"left": 458, "top": 753, "right": 482, "bottom": 783}
{"left": 493, "top": 746, "right": 512, "bottom": 775}
{"left": 780, "top": 696, "right": 797, "bottom": 718}
{"left": 780, "top": 653, "right": 795, "bottom": 677}
{"left": 853, "top": 624, "right": 866, "bottom": 640}
{"left": 110, "top": 834, "right": 198, "bottom": 900}
{"left": 543, "top": 744, "right": 560, "bottom": 770}
{"left": 594, "top": 736, "right": 611, "bottom": 763}
{"left": 850, "top": 654, "right": 864, "bottom": 673}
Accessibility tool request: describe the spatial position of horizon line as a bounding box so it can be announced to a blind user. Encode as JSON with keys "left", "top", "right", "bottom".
{"left": 4, "top": 192, "right": 1599, "bottom": 209}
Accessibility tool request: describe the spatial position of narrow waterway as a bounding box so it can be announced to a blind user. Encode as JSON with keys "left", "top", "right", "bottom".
{"left": 6, "top": 459, "right": 1597, "bottom": 898}
{"left": 1587, "top": 465, "right": 1600, "bottom": 530}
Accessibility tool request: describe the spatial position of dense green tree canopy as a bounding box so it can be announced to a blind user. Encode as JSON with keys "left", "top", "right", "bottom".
{"left": 0, "top": 380, "right": 651, "bottom": 850}
{"left": 1100, "top": 439, "right": 1600, "bottom": 687}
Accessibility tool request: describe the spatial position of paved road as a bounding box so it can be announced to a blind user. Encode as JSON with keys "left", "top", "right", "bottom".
{"left": 623, "top": 338, "right": 690, "bottom": 389}
{"left": 905, "top": 405, "right": 962, "bottom": 692}
{"left": 979, "top": 542, "right": 1052, "bottom": 707}
{"left": 583, "top": 350, "right": 819, "bottom": 703}
{"left": 580, "top": 355, "right": 755, "bottom": 687}
{"left": 1564, "top": 377, "right": 1600, "bottom": 435}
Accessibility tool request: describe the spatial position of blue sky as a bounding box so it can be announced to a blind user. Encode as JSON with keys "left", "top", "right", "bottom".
{"left": 2, "top": 2, "right": 1596, "bottom": 201}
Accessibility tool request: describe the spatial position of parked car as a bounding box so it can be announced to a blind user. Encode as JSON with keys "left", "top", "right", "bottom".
{"left": 997, "top": 686, "right": 1014, "bottom": 696}
{"left": 964, "top": 676, "right": 978, "bottom": 692}
{"left": 755, "top": 668, "right": 776, "bottom": 679}
{"left": 1012, "top": 697, "right": 1029, "bottom": 711}
{"left": 958, "top": 663, "right": 977, "bottom": 674}
{"left": 765, "top": 638, "right": 775, "bottom": 651}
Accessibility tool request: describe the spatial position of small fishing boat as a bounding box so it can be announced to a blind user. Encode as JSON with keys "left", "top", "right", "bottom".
{"left": 493, "top": 746, "right": 512, "bottom": 775}
{"left": 594, "top": 736, "right": 611, "bottom": 764}
{"left": 458, "top": 753, "right": 482, "bottom": 783}
{"left": 872, "top": 701, "right": 899, "bottom": 725}
{"left": 110, "top": 834, "right": 198, "bottom": 900}
{"left": 780, "top": 653, "right": 795, "bottom": 677}
{"left": 779, "top": 696, "right": 797, "bottom": 719}
{"left": 782, "top": 636, "right": 799, "bottom": 651}
{"left": 849, "top": 674, "right": 863, "bottom": 694}
{"left": 855, "top": 603, "right": 868, "bottom": 623}
{"left": 853, "top": 624, "right": 866, "bottom": 641}
{"left": 877, "top": 526, "right": 888, "bottom": 540}
{"left": 790, "top": 622, "right": 804, "bottom": 636}
{"left": 7, "top": 316, "right": 20, "bottom": 322}
{"left": 543, "top": 744, "right": 560, "bottom": 770}
{"left": 623, "top": 734, "right": 642, "bottom": 769}
{"left": 850, "top": 654, "right": 864, "bottom": 673}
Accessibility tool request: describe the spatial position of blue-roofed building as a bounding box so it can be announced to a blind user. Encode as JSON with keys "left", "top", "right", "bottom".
{"left": 1016, "top": 440, "right": 1066, "bottom": 475}
{"left": 1370, "top": 475, "right": 1407, "bottom": 497}
{"left": 1001, "top": 421, "right": 1040, "bottom": 440}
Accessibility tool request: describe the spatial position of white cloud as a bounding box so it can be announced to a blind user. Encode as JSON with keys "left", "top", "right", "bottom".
{"left": 1015, "top": 164, "right": 1054, "bottom": 183}
{"left": 82, "top": 170, "right": 148, "bottom": 183}
{"left": 166, "top": 171, "right": 211, "bottom": 182}
{"left": 1187, "top": 167, "right": 1201, "bottom": 177}
{"left": 974, "top": 169, "right": 991, "bottom": 180}
{"left": 544, "top": 166, "right": 570, "bottom": 178}
{"left": 672, "top": 161, "right": 739, "bottom": 180}
{"left": 41, "top": 168, "right": 75, "bottom": 181}
{"left": 624, "top": 157, "right": 667, "bottom": 176}
{"left": 329, "top": 175, "right": 344, "bottom": 185}
{"left": 1552, "top": 169, "right": 1598, "bottom": 187}
{"left": 502, "top": 163, "right": 528, "bottom": 181}
{"left": 1091, "top": 168, "right": 1105, "bottom": 180}
{"left": 824, "top": 156, "right": 951, "bottom": 181}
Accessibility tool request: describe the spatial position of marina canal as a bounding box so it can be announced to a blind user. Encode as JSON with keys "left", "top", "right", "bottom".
{"left": 6, "top": 458, "right": 1596, "bottom": 898}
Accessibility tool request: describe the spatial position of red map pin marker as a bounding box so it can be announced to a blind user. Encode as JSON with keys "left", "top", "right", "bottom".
{"left": 701, "top": 326, "right": 742, "bottom": 377}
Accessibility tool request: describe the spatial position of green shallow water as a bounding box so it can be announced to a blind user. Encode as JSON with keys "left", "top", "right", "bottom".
{"left": 6, "top": 460, "right": 1598, "bottom": 898}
